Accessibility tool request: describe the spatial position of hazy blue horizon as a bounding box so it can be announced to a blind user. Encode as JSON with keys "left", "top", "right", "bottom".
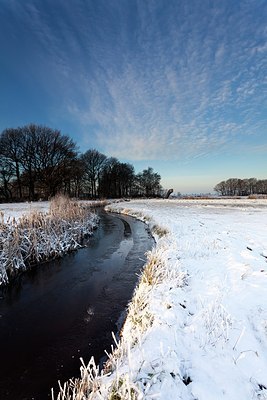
{"left": 0, "top": 0, "right": 266, "bottom": 193}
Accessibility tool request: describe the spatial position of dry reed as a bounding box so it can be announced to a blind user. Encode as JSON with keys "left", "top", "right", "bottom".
{"left": 0, "top": 195, "right": 98, "bottom": 285}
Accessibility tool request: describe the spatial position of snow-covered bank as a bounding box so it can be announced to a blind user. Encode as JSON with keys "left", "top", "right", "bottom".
{"left": 56, "top": 198, "right": 267, "bottom": 400}
{"left": 0, "top": 201, "right": 50, "bottom": 223}
{"left": 0, "top": 199, "right": 109, "bottom": 223}
{"left": 0, "top": 197, "right": 98, "bottom": 285}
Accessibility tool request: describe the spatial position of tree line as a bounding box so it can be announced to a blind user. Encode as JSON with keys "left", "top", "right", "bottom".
{"left": 214, "top": 178, "right": 267, "bottom": 196}
{"left": 0, "top": 124, "right": 162, "bottom": 202}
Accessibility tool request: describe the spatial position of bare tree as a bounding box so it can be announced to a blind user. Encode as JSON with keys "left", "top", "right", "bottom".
{"left": 63, "top": 158, "right": 86, "bottom": 198}
{"left": 31, "top": 125, "right": 78, "bottom": 197}
{"left": 135, "top": 167, "right": 161, "bottom": 197}
{"left": 0, "top": 158, "right": 13, "bottom": 201}
{"left": 214, "top": 177, "right": 267, "bottom": 196}
{"left": 98, "top": 158, "right": 135, "bottom": 198}
{"left": 116, "top": 162, "right": 135, "bottom": 197}
{"left": 256, "top": 179, "right": 267, "bottom": 194}
{"left": 0, "top": 128, "right": 23, "bottom": 199}
{"left": 0, "top": 124, "right": 78, "bottom": 200}
{"left": 214, "top": 181, "right": 227, "bottom": 196}
{"left": 81, "top": 149, "right": 107, "bottom": 198}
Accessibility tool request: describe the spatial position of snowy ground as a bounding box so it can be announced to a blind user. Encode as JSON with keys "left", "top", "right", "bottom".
{"left": 101, "top": 199, "right": 267, "bottom": 400}
{"left": 2, "top": 198, "right": 267, "bottom": 399}
{"left": 0, "top": 201, "right": 49, "bottom": 222}
{"left": 0, "top": 199, "right": 107, "bottom": 223}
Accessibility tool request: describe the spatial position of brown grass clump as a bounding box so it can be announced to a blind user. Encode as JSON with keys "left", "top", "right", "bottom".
{"left": 140, "top": 249, "right": 165, "bottom": 286}
{"left": 0, "top": 195, "right": 98, "bottom": 285}
{"left": 151, "top": 224, "right": 169, "bottom": 238}
{"left": 108, "top": 376, "right": 139, "bottom": 400}
{"left": 51, "top": 357, "right": 103, "bottom": 400}
{"left": 247, "top": 194, "right": 267, "bottom": 199}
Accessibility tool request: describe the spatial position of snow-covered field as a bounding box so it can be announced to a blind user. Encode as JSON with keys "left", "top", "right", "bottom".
{"left": 0, "top": 200, "right": 108, "bottom": 223}
{"left": 2, "top": 198, "right": 267, "bottom": 399}
{"left": 0, "top": 201, "right": 50, "bottom": 222}
{"left": 99, "top": 199, "right": 267, "bottom": 400}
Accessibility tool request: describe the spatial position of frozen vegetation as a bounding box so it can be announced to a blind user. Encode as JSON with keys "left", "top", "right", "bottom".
{"left": 0, "top": 196, "right": 98, "bottom": 285}
{"left": 55, "top": 198, "right": 267, "bottom": 400}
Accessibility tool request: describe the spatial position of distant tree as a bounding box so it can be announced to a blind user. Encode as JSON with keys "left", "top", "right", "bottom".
{"left": 99, "top": 157, "right": 118, "bottom": 198}
{"left": 0, "top": 124, "right": 78, "bottom": 200}
{"left": 81, "top": 149, "right": 107, "bottom": 198}
{"left": 0, "top": 124, "right": 165, "bottom": 201}
{"left": 214, "top": 177, "right": 267, "bottom": 196}
{"left": 228, "top": 178, "right": 239, "bottom": 196}
{"left": 247, "top": 178, "right": 257, "bottom": 195}
{"left": 135, "top": 167, "right": 161, "bottom": 197}
{"left": 19, "top": 124, "right": 78, "bottom": 199}
{"left": 65, "top": 158, "right": 86, "bottom": 198}
{"left": 19, "top": 124, "right": 39, "bottom": 200}
{"left": 256, "top": 179, "right": 267, "bottom": 194}
{"left": 115, "top": 162, "right": 135, "bottom": 197}
{"left": 98, "top": 158, "right": 135, "bottom": 198}
{"left": 0, "top": 158, "right": 13, "bottom": 201}
{"left": 0, "top": 128, "right": 23, "bottom": 199}
{"left": 214, "top": 181, "right": 227, "bottom": 196}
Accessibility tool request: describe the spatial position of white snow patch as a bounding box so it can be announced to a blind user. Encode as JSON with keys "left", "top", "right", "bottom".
{"left": 96, "top": 198, "right": 267, "bottom": 400}
{"left": 0, "top": 201, "right": 49, "bottom": 222}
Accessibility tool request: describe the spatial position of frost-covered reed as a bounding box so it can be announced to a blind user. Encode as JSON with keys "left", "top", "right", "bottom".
{"left": 54, "top": 207, "right": 187, "bottom": 400}
{"left": 0, "top": 194, "right": 98, "bottom": 285}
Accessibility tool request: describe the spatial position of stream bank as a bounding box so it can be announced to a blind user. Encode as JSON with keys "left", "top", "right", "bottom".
{"left": 0, "top": 210, "right": 154, "bottom": 400}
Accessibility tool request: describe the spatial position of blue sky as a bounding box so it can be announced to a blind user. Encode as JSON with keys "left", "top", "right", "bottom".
{"left": 0, "top": 0, "right": 266, "bottom": 193}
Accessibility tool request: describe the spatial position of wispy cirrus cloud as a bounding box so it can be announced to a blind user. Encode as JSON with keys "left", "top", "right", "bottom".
{"left": 64, "top": 0, "right": 267, "bottom": 161}
{"left": 3, "top": 0, "right": 266, "bottom": 162}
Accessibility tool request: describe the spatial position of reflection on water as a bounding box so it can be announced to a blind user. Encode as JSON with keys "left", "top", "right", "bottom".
{"left": 0, "top": 211, "right": 153, "bottom": 400}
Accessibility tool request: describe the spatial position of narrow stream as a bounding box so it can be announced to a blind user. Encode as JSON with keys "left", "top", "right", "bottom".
{"left": 0, "top": 211, "right": 154, "bottom": 400}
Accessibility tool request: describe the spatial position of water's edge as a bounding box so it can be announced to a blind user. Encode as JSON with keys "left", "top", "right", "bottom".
{"left": 0, "top": 210, "right": 154, "bottom": 400}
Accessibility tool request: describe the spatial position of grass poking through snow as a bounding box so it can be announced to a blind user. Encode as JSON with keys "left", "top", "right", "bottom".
{"left": 0, "top": 194, "right": 98, "bottom": 285}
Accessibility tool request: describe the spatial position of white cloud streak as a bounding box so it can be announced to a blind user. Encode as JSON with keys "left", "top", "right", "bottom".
{"left": 7, "top": 0, "right": 266, "bottom": 161}
{"left": 67, "top": 0, "right": 267, "bottom": 160}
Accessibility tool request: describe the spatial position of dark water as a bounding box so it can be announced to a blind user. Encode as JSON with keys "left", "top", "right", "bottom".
{"left": 0, "top": 211, "right": 154, "bottom": 400}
